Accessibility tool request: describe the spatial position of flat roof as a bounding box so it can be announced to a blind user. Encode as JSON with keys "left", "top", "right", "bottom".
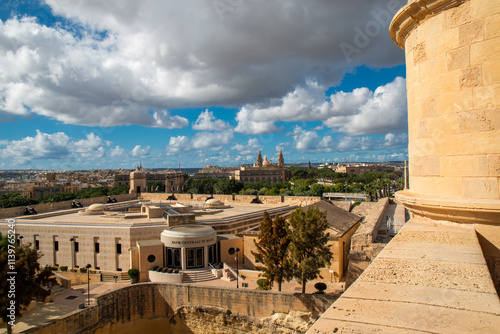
{"left": 5, "top": 202, "right": 292, "bottom": 228}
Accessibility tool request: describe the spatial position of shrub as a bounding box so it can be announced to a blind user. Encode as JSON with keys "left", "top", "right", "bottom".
{"left": 256, "top": 279, "right": 270, "bottom": 290}
{"left": 314, "top": 282, "right": 327, "bottom": 294}
{"left": 79, "top": 267, "right": 87, "bottom": 273}
{"left": 162, "top": 268, "right": 169, "bottom": 273}
{"left": 127, "top": 268, "right": 139, "bottom": 278}
{"left": 167, "top": 268, "right": 173, "bottom": 273}
{"left": 174, "top": 268, "right": 179, "bottom": 274}
{"left": 60, "top": 266, "right": 68, "bottom": 271}
{"left": 152, "top": 266, "right": 159, "bottom": 271}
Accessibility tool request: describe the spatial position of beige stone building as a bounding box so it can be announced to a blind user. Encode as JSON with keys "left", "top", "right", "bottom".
{"left": 335, "top": 164, "right": 395, "bottom": 175}
{"left": 232, "top": 150, "right": 292, "bottom": 183}
{"left": 113, "top": 166, "right": 185, "bottom": 194}
{"left": 243, "top": 200, "right": 361, "bottom": 282}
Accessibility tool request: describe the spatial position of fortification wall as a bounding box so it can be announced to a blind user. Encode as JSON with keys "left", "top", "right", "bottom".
{"left": 345, "top": 198, "right": 390, "bottom": 287}
{"left": 140, "top": 193, "right": 321, "bottom": 206}
{"left": 23, "top": 283, "right": 336, "bottom": 334}
{"left": 0, "top": 193, "right": 137, "bottom": 219}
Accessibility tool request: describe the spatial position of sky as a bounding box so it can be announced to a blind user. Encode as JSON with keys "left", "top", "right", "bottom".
{"left": 0, "top": 0, "right": 409, "bottom": 170}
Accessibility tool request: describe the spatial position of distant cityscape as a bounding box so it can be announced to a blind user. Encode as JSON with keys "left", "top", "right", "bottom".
{"left": 0, "top": 158, "right": 404, "bottom": 200}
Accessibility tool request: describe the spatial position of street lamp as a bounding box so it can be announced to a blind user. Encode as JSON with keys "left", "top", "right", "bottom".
{"left": 69, "top": 238, "right": 74, "bottom": 269}
{"left": 86, "top": 264, "right": 91, "bottom": 306}
{"left": 235, "top": 247, "right": 240, "bottom": 289}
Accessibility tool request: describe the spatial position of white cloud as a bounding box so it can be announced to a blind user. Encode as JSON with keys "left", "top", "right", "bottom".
{"left": 231, "top": 138, "right": 261, "bottom": 156}
{"left": 0, "top": 130, "right": 117, "bottom": 164}
{"left": 131, "top": 145, "right": 150, "bottom": 157}
{"left": 236, "top": 77, "right": 407, "bottom": 136}
{"left": 150, "top": 110, "right": 189, "bottom": 129}
{"left": 234, "top": 107, "right": 282, "bottom": 135}
{"left": 167, "top": 136, "right": 190, "bottom": 154}
{"left": 0, "top": 1, "right": 404, "bottom": 127}
{"left": 335, "top": 77, "right": 408, "bottom": 135}
{"left": 109, "top": 145, "right": 125, "bottom": 157}
{"left": 286, "top": 126, "right": 408, "bottom": 154}
{"left": 192, "top": 109, "right": 230, "bottom": 131}
{"left": 167, "top": 130, "right": 234, "bottom": 154}
{"left": 288, "top": 126, "right": 335, "bottom": 153}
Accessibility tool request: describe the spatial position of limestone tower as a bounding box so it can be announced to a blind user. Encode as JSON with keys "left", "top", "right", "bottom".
{"left": 256, "top": 150, "right": 263, "bottom": 167}
{"left": 390, "top": 0, "right": 500, "bottom": 290}
{"left": 278, "top": 149, "right": 284, "bottom": 167}
{"left": 129, "top": 165, "right": 147, "bottom": 194}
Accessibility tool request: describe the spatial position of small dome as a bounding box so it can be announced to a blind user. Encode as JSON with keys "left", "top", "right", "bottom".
{"left": 88, "top": 204, "right": 105, "bottom": 211}
{"left": 204, "top": 199, "right": 224, "bottom": 208}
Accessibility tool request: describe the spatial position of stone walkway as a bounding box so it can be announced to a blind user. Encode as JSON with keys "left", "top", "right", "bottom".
{"left": 306, "top": 219, "right": 500, "bottom": 333}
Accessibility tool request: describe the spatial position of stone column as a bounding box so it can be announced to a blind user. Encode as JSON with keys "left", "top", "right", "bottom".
{"left": 181, "top": 247, "right": 186, "bottom": 270}
{"left": 390, "top": 0, "right": 500, "bottom": 291}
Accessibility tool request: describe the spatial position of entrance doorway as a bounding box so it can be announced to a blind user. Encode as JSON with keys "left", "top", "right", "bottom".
{"left": 166, "top": 247, "right": 181, "bottom": 268}
{"left": 186, "top": 247, "right": 204, "bottom": 269}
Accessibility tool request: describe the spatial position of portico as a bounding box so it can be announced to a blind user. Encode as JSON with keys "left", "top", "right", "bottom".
{"left": 160, "top": 225, "right": 217, "bottom": 270}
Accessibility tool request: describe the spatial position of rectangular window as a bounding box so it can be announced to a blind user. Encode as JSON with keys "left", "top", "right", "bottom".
{"left": 116, "top": 243, "right": 122, "bottom": 254}
{"left": 74, "top": 242, "right": 79, "bottom": 252}
{"left": 95, "top": 242, "right": 100, "bottom": 253}
{"left": 34, "top": 235, "right": 39, "bottom": 250}
{"left": 54, "top": 240, "right": 59, "bottom": 251}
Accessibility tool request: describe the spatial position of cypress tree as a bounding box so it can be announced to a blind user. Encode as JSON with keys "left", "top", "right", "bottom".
{"left": 252, "top": 212, "right": 292, "bottom": 291}
{"left": 288, "top": 206, "right": 332, "bottom": 293}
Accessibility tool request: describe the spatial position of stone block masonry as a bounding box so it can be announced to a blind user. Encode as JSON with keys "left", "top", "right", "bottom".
{"left": 23, "top": 283, "right": 337, "bottom": 334}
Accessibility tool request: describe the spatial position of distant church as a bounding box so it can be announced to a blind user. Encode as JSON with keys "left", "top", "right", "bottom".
{"left": 232, "top": 150, "right": 291, "bottom": 183}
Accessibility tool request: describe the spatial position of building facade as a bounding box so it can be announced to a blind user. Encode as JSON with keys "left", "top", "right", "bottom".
{"left": 115, "top": 166, "right": 185, "bottom": 194}
{"left": 232, "top": 150, "right": 291, "bottom": 183}
{"left": 335, "top": 164, "right": 395, "bottom": 175}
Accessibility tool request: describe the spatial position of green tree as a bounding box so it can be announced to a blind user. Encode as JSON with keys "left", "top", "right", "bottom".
{"left": 288, "top": 207, "right": 332, "bottom": 293}
{"left": 0, "top": 233, "right": 56, "bottom": 334}
{"left": 310, "top": 183, "right": 325, "bottom": 197}
{"left": 252, "top": 212, "right": 292, "bottom": 291}
{"left": 146, "top": 181, "right": 165, "bottom": 193}
{"left": 0, "top": 193, "right": 39, "bottom": 209}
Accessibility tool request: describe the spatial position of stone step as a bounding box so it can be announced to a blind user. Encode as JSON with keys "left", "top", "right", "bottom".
{"left": 51, "top": 284, "right": 70, "bottom": 297}
{"left": 182, "top": 270, "right": 216, "bottom": 283}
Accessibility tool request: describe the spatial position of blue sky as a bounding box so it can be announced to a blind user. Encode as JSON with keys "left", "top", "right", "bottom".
{"left": 0, "top": 0, "right": 408, "bottom": 170}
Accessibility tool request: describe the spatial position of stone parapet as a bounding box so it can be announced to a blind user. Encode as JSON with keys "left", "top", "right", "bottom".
{"left": 0, "top": 193, "right": 137, "bottom": 219}
{"left": 307, "top": 218, "right": 500, "bottom": 333}
{"left": 397, "top": 189, "right": 500, "bottom": 224}
{"left": 23, "top": 283, "right": 337, "bottom": 334}
{"left": 344, "top": 198, "right": 390, "bottom": 286}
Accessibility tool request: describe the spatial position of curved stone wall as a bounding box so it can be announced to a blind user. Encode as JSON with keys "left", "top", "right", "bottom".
{"left": 23, "top": 283, "right": 337, "bottom": 334}
{"left": 391, "top": 0, "right": 499, "bottom": 224}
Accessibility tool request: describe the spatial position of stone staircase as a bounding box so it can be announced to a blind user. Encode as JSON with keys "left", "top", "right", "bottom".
{"left": 223, "top": 268, "right": 236, "bottom": 281}
{"left": 182, "top": 270, "right": 217, "bottom": 283}
{"left": 51, "top": 284, "right": 70, "bottom": 297}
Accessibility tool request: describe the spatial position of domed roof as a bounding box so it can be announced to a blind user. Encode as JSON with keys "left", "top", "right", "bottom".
{"left": 88, "top": 203, "right": 105, "bottom": 211}
{"left": 204, "top": 199, "right": 224, "bottom": 208}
